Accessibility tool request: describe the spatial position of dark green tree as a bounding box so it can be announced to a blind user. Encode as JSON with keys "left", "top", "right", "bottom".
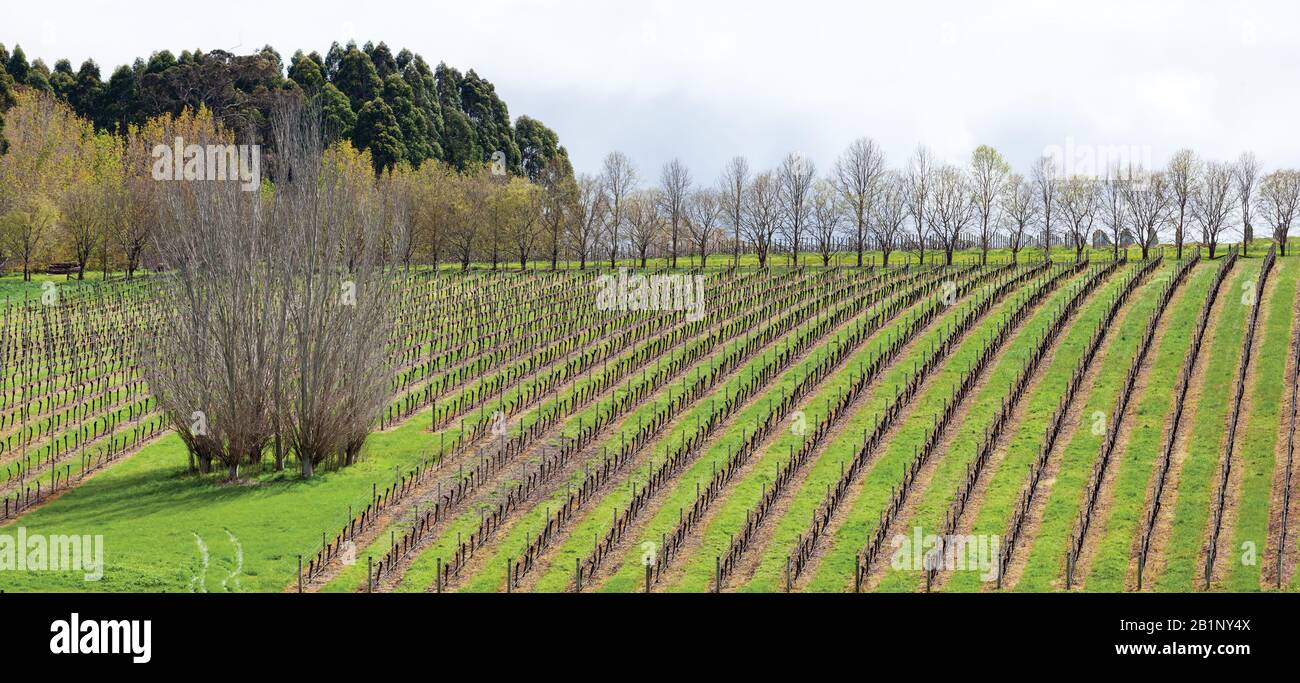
{"left": 441, "top": 107, "right": 479, "bottom": 170}
{"left": 515, "top": 115, "right": 567, "bottom": 181}
{"left": 319, "top": 81, "right": 356, "bottom": 143}
{"left": 6, "top": 45, "right": 30, "bottom": 85}
{"left": 368, "top": 41, "right": 397, "bottom": 79}
{"left": 69, "top": 60, "right": 105, "bottom": 123}
{"left": 353, "top": 98, "right": 405, "bottom": 173}
{"left": 381, "top": 73, "right": 433, "bottom": 166}
{"left": 288, "top": 50, "right": 325, "bottom": 95}
{"left": 332, "top": 46, "right": 382, "bottom": 113}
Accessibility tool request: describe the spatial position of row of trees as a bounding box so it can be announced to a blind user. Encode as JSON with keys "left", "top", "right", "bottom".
{"left": 0, "top": 40, "right": 568, "bottom": 177}
{"left": 562, "top": 143, "right": 1300, "bottom": 270}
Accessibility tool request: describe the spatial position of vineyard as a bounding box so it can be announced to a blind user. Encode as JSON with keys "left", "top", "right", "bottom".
{"left": 2, "top": 245, "right": 1299, "bottom": 594}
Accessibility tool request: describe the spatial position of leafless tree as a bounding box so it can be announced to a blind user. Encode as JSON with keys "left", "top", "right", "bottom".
{"left": 1121, "top": 167, "right": 1172, "bottom": 260}
{"left": 970, "top": 145, "right": 1010, "bottom": 264}
{"left": 1031, "top": 155, "right": 1059, "bottom": 260}
{"left": 601, "top": 151, "right": 637, "bottom": 267}
{"left": 718, "top": 156, "right": 749, "bottom": 266}
{"left": 658, "top": 158, "right": 692, "bottom": 268}
{"left": 1001, "top": 173, "right": 1038, "bottom": 263}
{"left": 1257, "top": 169, "right": 1300, "bottom": 256}
{"left": 145, "top": 99, "right": 406, "bottom": 480}
{"left": 871, "top": 171, "right": 908, "bottom": 267}
{"left": 927, "top": 164, "right": 975, "bottom": 265}
{"left": 1167, "top": 149, "right": 1199, "bottom": 259}
{"left": 1099, "top": 166, "right": 1128, "bottom": 260}
{"left": 1060, "top": 175, "right": 1099, "bottom": 261}
{"left": 777, "top": 152, "right": 816, "bottom": 266}
{"left": 1193, "top": 161, "right": 1236, "bottom": 259}
{"left": 685, "top": 188, "right": 722, "bottom": 264}
{"left": 1234, "top": 151, "right": 1260, "bottom": 255}
{"left": 627, "top": 189, "right": 664, "bottom": 268}
{"left": 832, "top": 138, "right": 886, "bottom": 267}
{"left": 744, "top": 170, "right": 779, "bottom": 267}
{"left": 570, "top": 173, "right": 606, "bottom": 269}
{"left": 811, "top": 179, "right": 843, "bottom": 266}
{"left": 538, "top": 157, "right": 575, "bottom": 269}
{"left": 904, "top": 146, "right": 935, "bottom": 263}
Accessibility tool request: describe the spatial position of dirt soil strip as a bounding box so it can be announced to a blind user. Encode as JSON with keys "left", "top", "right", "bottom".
{"left": 992, "top": 271, "right": 1157, "bottom": 592}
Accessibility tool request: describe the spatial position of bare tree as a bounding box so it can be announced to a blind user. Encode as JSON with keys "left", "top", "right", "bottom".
{"left": 1257, "top": 169, "right": 1300, "bottom": 256}
{"left": 1002, "top": 173, "right": 1038, "bottom": 264}
{"left": 970, "top": 145, "right": 1010, "bottom": 264}
{"left": 685, "top": 188, "right": 722, "bottom": 264}
{"left": 832, "top": 137, "right": 886, "bottom": 267}
{"left": 601, "top": 151, "right": 637, "bottom": 267}
{"left": 1122, "top": 167, "right": 1172, "bottom": 260}
{"left": 744, "top": 170, "right": 779, "bottom": 267}
{"left": 538, "top": 157, "right": 575, "bottom": 269}
{"left": 1031, "top": 155, "right": 1059, "bottom": 260}
{"left": 570, "top": 173, "right": 606, "bottom": 269}
{"left": 1059, "top": 175, "right": 1099, "bottom": 261}
{"left": 777, "top": 152, "right": 816, "bottom": 266}
{"left": 1100, "top": 167, "right": 1128, "bottom": 260}
{"left": 718, "top": 156, "right": 749, "bottom": 267}
{"left": 627, "top": 189, "right": 664, "bottom": 267}
{"left": 904, "top": 146, "right": 935, "bottom": 264}
{"left": 658, "top": 158, "right": 692, "bottom": 268}
{"left": 1167, "top": 149, "right": 1199, "bottom": 259}
{"left": 871, "top": 171, "right": 909, "bottom": 267}
{"left": 1234, "top": 151, "right": 1260, "bottom": 255}
{"left": 811, "top": 178, "right": 843, "bottom": 266}
{"left": 1193, "top": 161, "right": 1236, "bottom": 259}
{"left": 927, "top": 164, "right": 975, "bottom": 265}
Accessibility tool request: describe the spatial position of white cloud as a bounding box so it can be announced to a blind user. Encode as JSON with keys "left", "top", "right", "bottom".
{"left": 6, "top": 0, "right": 1298, "bottom": 178}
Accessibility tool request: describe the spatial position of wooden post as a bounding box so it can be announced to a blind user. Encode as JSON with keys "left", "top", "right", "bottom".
{"left": 297, "top": 555, "right": 302, "bottom": 593}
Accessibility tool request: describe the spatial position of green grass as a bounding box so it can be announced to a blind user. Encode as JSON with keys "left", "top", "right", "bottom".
{"left": 1154, "top": 262, "right": 1257, "bottom": 591}
{"left": 1013, "top": 264, "right": 1170, "bottom": 591}
{"left": 1224, "top": 256, "right": 1300, "bottom": 591}
{"left": 1082, "top": 262, "right": 1213, "bottom": 590}
{"left": 0, "top": 407, "right": 448, "bottom": 592}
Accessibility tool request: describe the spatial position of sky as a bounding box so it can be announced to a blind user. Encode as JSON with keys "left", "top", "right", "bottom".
{"left": 5, "top": 0, "right": 1299, "bottom": 181}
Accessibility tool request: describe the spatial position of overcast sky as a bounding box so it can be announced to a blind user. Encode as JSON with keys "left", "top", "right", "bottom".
{"left": 6, "top": 0, "right": 1298, "bottom": 179}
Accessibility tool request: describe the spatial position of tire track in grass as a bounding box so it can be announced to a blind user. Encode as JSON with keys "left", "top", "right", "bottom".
{"left": 1222, "top": 256, "right": 1300, "bottom": 590}
{"left": 1079, "top": 262, "right": 1211, "bottom": 591}
{"left": 871, "top": 266, "right": 1100, "bottom": 592}
{"left": 1152, "top": 262, "right": 1257, "bottom": 591}
{"left": 794, "top": 268, "right": 1050, "bottom": 592}
{"left": 939, "top": 266, "right": 1136, "bottom": 592}
{"left": 1006, "top": 264, "right": 1169, "bottom": 591}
